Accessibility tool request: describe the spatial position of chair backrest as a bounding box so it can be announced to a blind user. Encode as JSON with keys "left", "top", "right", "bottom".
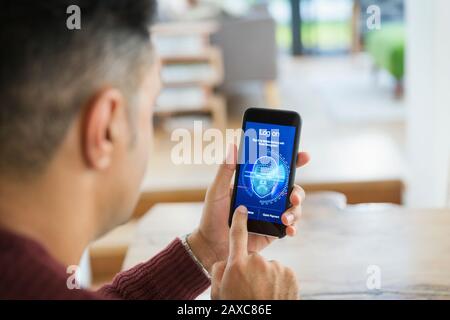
{"left": 212, "top": 9, "right": 277, "bottom": 84}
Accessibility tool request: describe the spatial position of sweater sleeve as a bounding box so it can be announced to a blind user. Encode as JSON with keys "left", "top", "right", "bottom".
{"left": 97, "top": 238, "right": 211, "bottom": 300}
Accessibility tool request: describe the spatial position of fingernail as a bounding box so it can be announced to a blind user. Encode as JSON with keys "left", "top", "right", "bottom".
{"left": 296, "top": 187, "right": 306, "bottom": 203}
{"left": 286, "top": 213, "right": 294, "bottom": 224}
{"left": 236, "top": 205, "right": 248, "bottom": 214}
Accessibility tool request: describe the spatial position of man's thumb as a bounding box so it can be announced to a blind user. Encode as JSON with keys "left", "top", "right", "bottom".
{"left": 206, "top": 144, "right": 237, "bottom": 200}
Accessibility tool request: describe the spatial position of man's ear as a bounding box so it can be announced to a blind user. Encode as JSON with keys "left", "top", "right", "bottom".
{"left": 82, "top": 88, "right": 125, "bottom": 170}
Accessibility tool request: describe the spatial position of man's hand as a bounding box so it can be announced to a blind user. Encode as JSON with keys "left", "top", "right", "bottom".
{"left": 188, "top": 145, "right": 309, "bottom": 273}
{"left": 210, "top": 206, "right": 299, "bottom": 300}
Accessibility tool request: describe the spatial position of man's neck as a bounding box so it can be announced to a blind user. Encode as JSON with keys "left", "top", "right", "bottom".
{"left": 0, "top": 173, "right": 96, "bottom": 267}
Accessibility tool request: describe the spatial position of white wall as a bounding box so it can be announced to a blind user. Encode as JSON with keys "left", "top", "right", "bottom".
{"left": 405, "top": 0, "right": 450, "bottom": 208}
{"left": 77, "top": 249, "right": 92, "bottom": 289}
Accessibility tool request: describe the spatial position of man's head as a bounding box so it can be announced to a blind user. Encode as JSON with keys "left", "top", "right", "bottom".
{"left": 0, "top": 0, "right": 160, "bottom": 234}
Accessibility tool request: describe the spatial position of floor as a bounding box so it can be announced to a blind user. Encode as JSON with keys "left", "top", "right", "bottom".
{"left": 143, "top": 53, "right": 406, "bottom": 197}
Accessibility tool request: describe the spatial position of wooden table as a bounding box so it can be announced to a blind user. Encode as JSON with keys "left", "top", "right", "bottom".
{"left": 134, "top": 130, "right": 405, "bottom": 217}
{"left": 123, "top": 202, "right": 450, "bottom": 299}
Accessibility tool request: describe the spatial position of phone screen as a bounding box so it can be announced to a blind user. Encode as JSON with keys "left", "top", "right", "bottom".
{"left": 232, "top": 121, "right": 297, "bottom": 225}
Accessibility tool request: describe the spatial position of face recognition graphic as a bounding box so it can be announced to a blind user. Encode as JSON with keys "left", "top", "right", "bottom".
{"left": 233, "top": 121, "right": 296, "bottom": 224}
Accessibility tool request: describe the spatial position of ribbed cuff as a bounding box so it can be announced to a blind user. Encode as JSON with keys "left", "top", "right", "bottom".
{"left": 99, "top": 238, "right": 211, "bottom": 300}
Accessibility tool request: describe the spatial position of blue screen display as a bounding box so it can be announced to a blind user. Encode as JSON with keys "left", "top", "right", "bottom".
{"left": 233, "top": 121, "right": 297, "bottom": 224}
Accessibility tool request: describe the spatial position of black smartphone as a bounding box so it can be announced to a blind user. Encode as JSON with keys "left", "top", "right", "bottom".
{"left": 229, "top": 107, "right": 302, "bottom": 238}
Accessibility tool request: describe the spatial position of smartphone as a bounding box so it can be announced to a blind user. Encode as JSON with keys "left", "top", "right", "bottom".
{"left": 229, "top": 107, "right": 302, "bottom": 238}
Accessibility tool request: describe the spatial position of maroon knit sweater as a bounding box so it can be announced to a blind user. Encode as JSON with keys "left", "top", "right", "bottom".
{"left": 0, "top": 227, "right": 211, "bottom": 299}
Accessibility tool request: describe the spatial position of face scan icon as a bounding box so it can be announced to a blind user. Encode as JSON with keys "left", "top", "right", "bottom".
{"left": 250, "top": 156, "right": 281, "bottom": 198}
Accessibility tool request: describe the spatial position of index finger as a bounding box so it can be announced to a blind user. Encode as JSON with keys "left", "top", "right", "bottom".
{"left": 229, "top": 205, "right": 248, "bottom": 262}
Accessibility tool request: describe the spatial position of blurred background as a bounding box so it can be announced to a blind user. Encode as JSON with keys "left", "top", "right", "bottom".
{"left": 88, "top": 0, "right": 450, "bottom": 287}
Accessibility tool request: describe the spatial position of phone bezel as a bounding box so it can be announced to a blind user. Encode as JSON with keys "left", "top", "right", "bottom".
{"left": 229, "top": 107, "right": 302, "bottom": 238}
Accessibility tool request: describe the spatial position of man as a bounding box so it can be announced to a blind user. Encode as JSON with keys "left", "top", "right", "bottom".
{"left": 0, "top": 0, "right": 309, "bottom": 299}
